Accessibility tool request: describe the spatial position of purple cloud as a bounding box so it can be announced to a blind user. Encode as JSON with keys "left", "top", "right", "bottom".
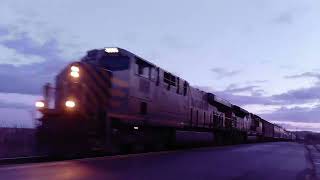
{"left": 197, "top": 80, "right": 320, "bottom": 123}
{"left": 224, "top": 85, "right": 264, "bottom": 95}
{"left": 196, "top": 85, "right": 274, "bottom": 106}
{"left": 271, "top": 85, "right": 320, "bottom": 104}
{"left": 0, "top": 27, "right": 9, "bottom": 37}
{"left": 1, "top": 30, "right": 62, "bottom": 59}
{"left": 273, "top": 11, "right": 294, "bottom": 25}
{"left": 211, "top": 68, "right": 241, "bottom": 79}
{"left": 216, "top": 92, "right": 274, "bottom": 106}
{"left": 0, "top": 101, "right": 32, "bottom": 109}
{"left": 0, "top": 60, "right": 67, "bottom": 94}
{"left": 213, "top": 73, "right": 320, "bottom": 107}
{"left": 218, "top": 84, "right": 320, "bottom": 107}
{"left": 271, "top": 121, "right": 320, "bottom": 132}
{"left": 261, "top": 106, "right": 320, "bottom": 123}
{"left": 0, "top": 27, "right": 69, "bottom": 94}
{"left": 0, "top": 92, "right": 39, "bottom": 109}
{"left": 285, "top": 72, "right": 320, "bottom": 80}
{"left": 245, "top": 80, "right": 268, "bottom": 84}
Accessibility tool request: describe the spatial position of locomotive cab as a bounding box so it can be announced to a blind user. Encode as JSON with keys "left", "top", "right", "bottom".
{"left": 36, "top": 48, "right": 137, "bottom": 153}
{"left": 51, "top": 48, "right": 136, "bottom": 117}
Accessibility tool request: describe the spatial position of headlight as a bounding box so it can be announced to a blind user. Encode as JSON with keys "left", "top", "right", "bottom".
{"left": 65, "top": 100, "right": 76, "bottom": 108}
{"left": 70, "top": 71, "right": 79, "bottom": 78}
{"left": 71, "top": 66, "right": 79, "bottom": 72}
{"left": 35, "top": 101, "right": 45, "bottom": 108}
{"left": 70, "top": 65, "right": 80, "bottom": 78}
{"left": 104, "top": 47, "right": 119, "bottom": 53}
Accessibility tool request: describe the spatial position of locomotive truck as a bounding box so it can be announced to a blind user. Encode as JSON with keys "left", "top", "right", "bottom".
{"left": 35, "top": 47, "right": 295, "bottom": 154}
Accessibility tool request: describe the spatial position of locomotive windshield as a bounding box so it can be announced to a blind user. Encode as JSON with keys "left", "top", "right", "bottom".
{"left": 82, "top": 50, "right": 130, "bottom": 71}
{"left": 99, "top": 56, "right": 130, "bottom": 71}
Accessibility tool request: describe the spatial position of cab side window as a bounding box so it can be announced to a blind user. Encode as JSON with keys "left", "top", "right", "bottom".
{"left": 163, "top": 72, "right": 176, "bottom": 86}
{"left": 183, "top": 81, "right": 188, "bottom": 96}
{"left": 163, "top": 72, "right": 177, "bottom": 90}
{"left": 156, "top": 68, "right": 160, "bottom": 86}
{"left": 150, "top": 68, "right": 156, "bottom": 81}
{"left": 176, "top": 77, "right": 180, "bottom": 94}
{"left": 137, "top": 64, "right": 149, "bottom": 78}
{"left": 135, "top": 57, "right": 154, "bottom": 79}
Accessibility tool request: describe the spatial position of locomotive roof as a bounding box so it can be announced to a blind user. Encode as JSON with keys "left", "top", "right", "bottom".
{"left": 85, "top": 47, "right": 292, "bottom": 133}
{"left": 207, "top": 93, "right": 232, "bottom": 108}
{"left": 85, "top": 47, "right": 157, "bottom": 66}
{"left": 90, "top": 47, "right": 188, "bottom": 83}
{"left": 232, "top": 105, "right": 249, "bottom": 117}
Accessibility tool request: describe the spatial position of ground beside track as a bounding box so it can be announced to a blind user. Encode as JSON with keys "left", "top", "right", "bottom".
{"left": 0, "top": 142, "right": 313, "bottom": 180}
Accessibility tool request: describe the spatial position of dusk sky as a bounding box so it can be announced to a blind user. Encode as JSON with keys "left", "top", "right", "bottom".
{"left": 1, "top": 0, "right": 320, "bottom": 131}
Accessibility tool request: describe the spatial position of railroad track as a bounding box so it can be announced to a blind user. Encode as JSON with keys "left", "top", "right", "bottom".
{"left": 0, "top": 156, "right": 51, "bottom": 165}
{"left": 0, "top": 152, "right": 110, "bottom": 166}
{"left": 305, "top": 144, "right": 320, "bottom": 180}
{"left": 0, "top": 142, "right": 295, "bottom": 166}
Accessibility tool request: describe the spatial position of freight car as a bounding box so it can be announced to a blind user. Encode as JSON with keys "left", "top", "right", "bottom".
{"left": 35, "top": 47, "right": 294, "bottom": 154}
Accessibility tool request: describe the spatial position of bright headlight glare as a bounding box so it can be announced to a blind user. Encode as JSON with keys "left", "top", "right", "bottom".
{"left": 71, "top": 66, "right": 79, "bottom": 72}
{"left": 104, "top": 47, "right": 119, "bottom": 53}
{"left": 35, "top": 101, "right": 45, "bottom": 108}
{"left": 65, "top": 100, "right": 76, "bottom": 108}
{"left": 70, "top": 71, "right": 79, "bottom": 78}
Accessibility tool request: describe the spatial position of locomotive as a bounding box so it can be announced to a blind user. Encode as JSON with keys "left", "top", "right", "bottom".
{"left": 35, "top": 47, "right": 295, "bottom": 154}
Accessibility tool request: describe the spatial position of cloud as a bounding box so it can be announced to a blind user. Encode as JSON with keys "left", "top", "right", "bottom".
{"left": 0, "top": 23, "right": 69, "bottom": 128}
{"left": 0, "top": 26, "right": 63, "bottom": 64}
{"left": 271, "top": 121, "right": 320, "bottom": 132}
{"left": 0, "top": 93, "right": 40, "bottom": 109}
{"left": 273, "top": 11, "right": 294, "bottom": 24}
{"left": 224, "top": 84, "right": 264, "bottom": 95}
{"left": 161, "top": 34, "right": 192, "bottom": 51}
{"left": 271, "top": 85, "right": 320, "bottom": 104}
{"left": 196, "top": 83, "right": 320, "bottom": 132}
{"left": 245, "top": 80, "right": 268, "bottom": 84}
{"left": 211, "top": 68, "right": 241, "bottom": 79}
{"left": 0, "top": 25, "right": 69, "bottom": 94}
{"left": 1, "top": 30, "right": 62, "bottom": 59}
{"left": 268, "top": 71, "right": 320, "bottom": 105}
{"left": 197, "top": 82, "right": 320, "bottom": 126}
{"left": 222, "top": 84, "right": 320, "bottom": 107}
{"left": 261, "top": 106, "right": 320, "bottom": 124}
{"left": 197, "top": 76, "right": 320, "bottom": 109}
{"left": 0, "top": 24, "right": 75, "bottom": 128}
{"left": 0, "top": 27, "right": 9, "bottom": 37}
{"left": 285, "top": 72, "right": 320, "bottom": 80}
{"left": 0, "top": 101, "right": 33, "bottom": 109}
{"left": 196, "top": 85, "right": 273, "bottom": 106}
{"left": 217, "top": 92, "right": 274, "bottom": 106}
{"left": 0, "top": 44, "right": 45, "bottom": 66}
{"left": 0, "top": 60, "right": 67, "bottom": 94}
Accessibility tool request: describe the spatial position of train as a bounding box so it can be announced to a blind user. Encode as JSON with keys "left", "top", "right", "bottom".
{"left": 35, "top": 47, "right": 296, "bottom": 154}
